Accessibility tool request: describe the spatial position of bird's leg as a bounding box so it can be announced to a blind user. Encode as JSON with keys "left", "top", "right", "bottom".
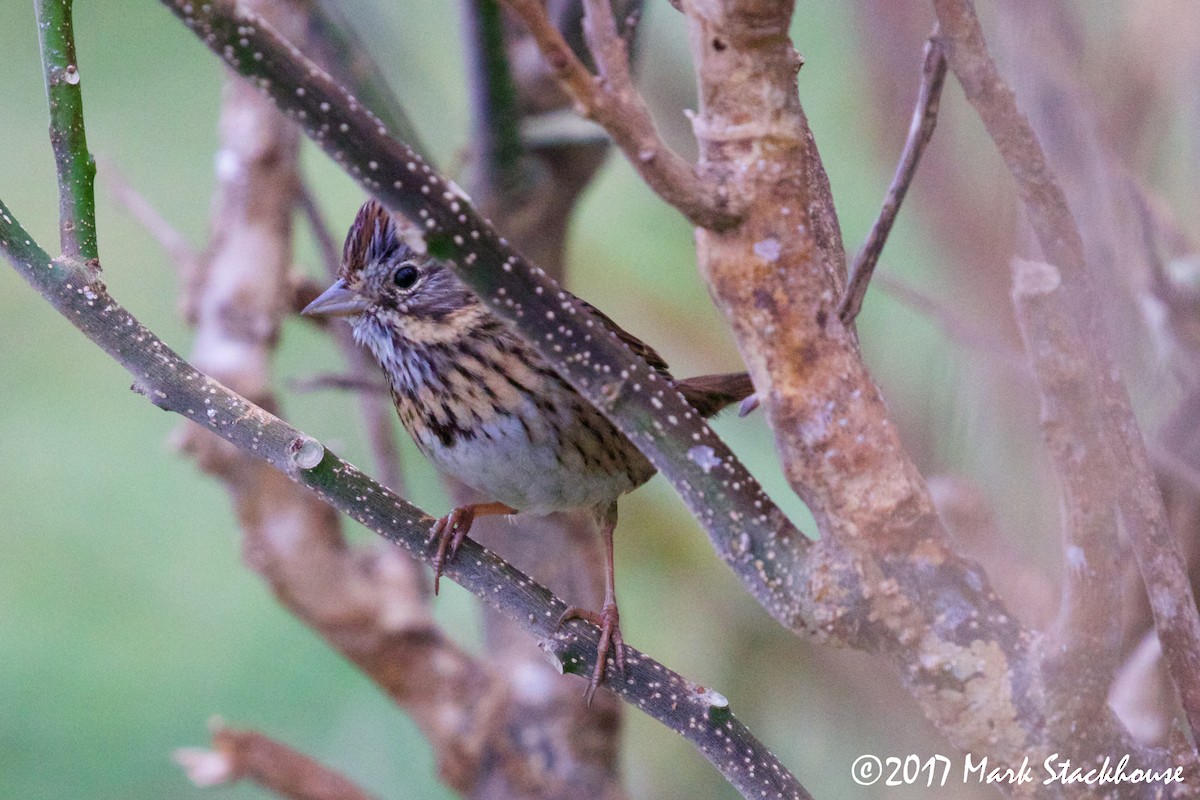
{"left": 558, "top": 503, "right": 624, "bottom": 704}
{"left": 429, "top": 501, "right": 516, "bottom": 594}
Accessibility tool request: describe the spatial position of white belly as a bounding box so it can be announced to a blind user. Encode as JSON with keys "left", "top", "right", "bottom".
{"left": 415, "top": 402, "right": 641, "bottom": 515}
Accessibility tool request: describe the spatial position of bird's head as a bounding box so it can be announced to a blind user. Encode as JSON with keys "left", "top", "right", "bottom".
{"left": 302, "top": 200, "right": 486, "bottom": 348}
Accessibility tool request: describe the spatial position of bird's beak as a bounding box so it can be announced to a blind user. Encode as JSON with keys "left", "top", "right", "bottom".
{"left": 302, "top": 279, "right": 368, "bottom": 317}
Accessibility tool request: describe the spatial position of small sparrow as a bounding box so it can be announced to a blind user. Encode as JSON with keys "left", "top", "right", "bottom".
{"left": 304, "top": 200, "right": 753, "bottom": 701}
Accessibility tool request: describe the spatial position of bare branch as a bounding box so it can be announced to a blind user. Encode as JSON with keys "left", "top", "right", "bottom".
{"left": 1011, "top": 257, "right": 1124, "bottom": 711}
{"left": 98, "top": 158, "right": 198, "bottom": 269}
{"left": 840, "top": 32, "right": 948, "bottom": 324}
{"left": 933, "top": 0, "right": 1200, "bottom": 743}
{"left": 500, "top": 0, "right": 741, "bottom": 229}
{"left": 289, "top": 373, "right": 389, "bottom": 394}
{"left": 175, "top": 724, "right": 379, "bottom": 800}
{"left": 96, "top": 157, "right": 205, "bottom": 322}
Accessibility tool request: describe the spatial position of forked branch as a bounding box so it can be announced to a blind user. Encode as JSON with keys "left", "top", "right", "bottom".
{"left": 500, "top": 0, "right": 741, "bottom": 229}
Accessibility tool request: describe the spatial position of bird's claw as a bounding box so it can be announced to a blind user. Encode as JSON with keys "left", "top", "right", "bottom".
{"left": 557, "top": 602, "right": 625, "bottom": 704}
{"left": 429, "top": 506, "right": 476, "bottom": 595}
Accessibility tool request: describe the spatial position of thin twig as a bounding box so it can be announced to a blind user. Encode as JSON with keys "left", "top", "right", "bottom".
{"left": 500, "top": 0, "right": 741, "bottom": 229}
{"left": 0, "top": 198, "right": 814, "bottom": 800}
{"left": 875, "top": 273, "right": 1030, "bottom": 378}
{"left": 96, "top": 157, "right": 205, "bottom": 322}
{"left": 840, "top": 31, "right": 948, "bottom": 324}
{"left": 97, "top": 157, "right": 198, "bottom": 272}
{"left": 175, "top": 724, "right": 379, "bottom": 800}
{"left": 289, "top": 373, "right": 388, "bottom": 394}
{"left": 34, "top": 0, "right": 98, "bottom": 263}
{"left": 296, "top": 182, "right": 342, "bottom": 281}
{"left": 934, "top": 0, "right": 1200, "bottom": 744}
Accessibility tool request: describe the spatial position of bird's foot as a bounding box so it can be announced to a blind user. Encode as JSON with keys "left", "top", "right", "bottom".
{"left": 428, "top": 502, "right": 516, "bottom": 594}
{"left": 558, "top": 602, "right": 625, "bottom": 704}
{"left": 429, "top": 506, "right": 477, "bottom": 595}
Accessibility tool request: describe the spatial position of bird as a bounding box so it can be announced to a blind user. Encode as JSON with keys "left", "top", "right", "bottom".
{"left": 303, "top": 199, "right": 753, "bottom": 701}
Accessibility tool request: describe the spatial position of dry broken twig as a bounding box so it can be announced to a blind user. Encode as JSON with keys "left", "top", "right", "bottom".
{"left": 175, "top": 724, "right": 379, "bottom": 800}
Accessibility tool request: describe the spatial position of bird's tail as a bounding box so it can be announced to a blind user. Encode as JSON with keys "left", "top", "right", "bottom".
{"left": 677, "top": 371, "right": 755, "bottom": 418}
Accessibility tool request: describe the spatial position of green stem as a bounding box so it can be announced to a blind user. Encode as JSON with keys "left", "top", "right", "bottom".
{"left": 462, "top": 0, "right": 526, "bottom": 195}
{"left": 35, "top": 0, "right": 98, "bottom": 263}
{"left": 0, "top": 196, "right": 812, "bottom": 800}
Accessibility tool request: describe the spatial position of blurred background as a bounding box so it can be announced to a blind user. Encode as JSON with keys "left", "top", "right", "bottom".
{"left": 1, "top": 1, "right": 1197, "bottom": 798}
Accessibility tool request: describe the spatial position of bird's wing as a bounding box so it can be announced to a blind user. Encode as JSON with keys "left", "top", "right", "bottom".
{"left": 574, "top": 295, "right": 673, "bottom": 377}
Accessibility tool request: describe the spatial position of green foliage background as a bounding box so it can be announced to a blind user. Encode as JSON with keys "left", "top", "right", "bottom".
{"left": 0, "top": 2, "right": 1029, "bottom": 799}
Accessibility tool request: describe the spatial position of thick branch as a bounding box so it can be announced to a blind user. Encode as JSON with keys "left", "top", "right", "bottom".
{"left": 0, "top": 200, "right": 812, "bottom": 800}
{"left": 500, "top": 0, "right": 742, "bottom": 229}
{"left": 933, "top": 0, "right": 1200, "bottom": 743}
{"left": 35, "top": 0, "right": 98, "bottom": 263}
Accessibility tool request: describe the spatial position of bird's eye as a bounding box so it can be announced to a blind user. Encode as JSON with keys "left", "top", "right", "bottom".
{"left": 392, "top": 264, "right": 419, "bottom": 290}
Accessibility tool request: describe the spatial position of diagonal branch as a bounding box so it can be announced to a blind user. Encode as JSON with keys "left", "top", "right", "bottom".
{"left": 933, "top": 0, "right": 1200, "bottom": 744}
{"left": 840, "top": 31, "right": 948, "bottom": 324}
{"left": 499, "top": 0, "right": 742, "bottom": 229}
{"left": 0, "top": 199, "right": 813, "bottom": 800}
